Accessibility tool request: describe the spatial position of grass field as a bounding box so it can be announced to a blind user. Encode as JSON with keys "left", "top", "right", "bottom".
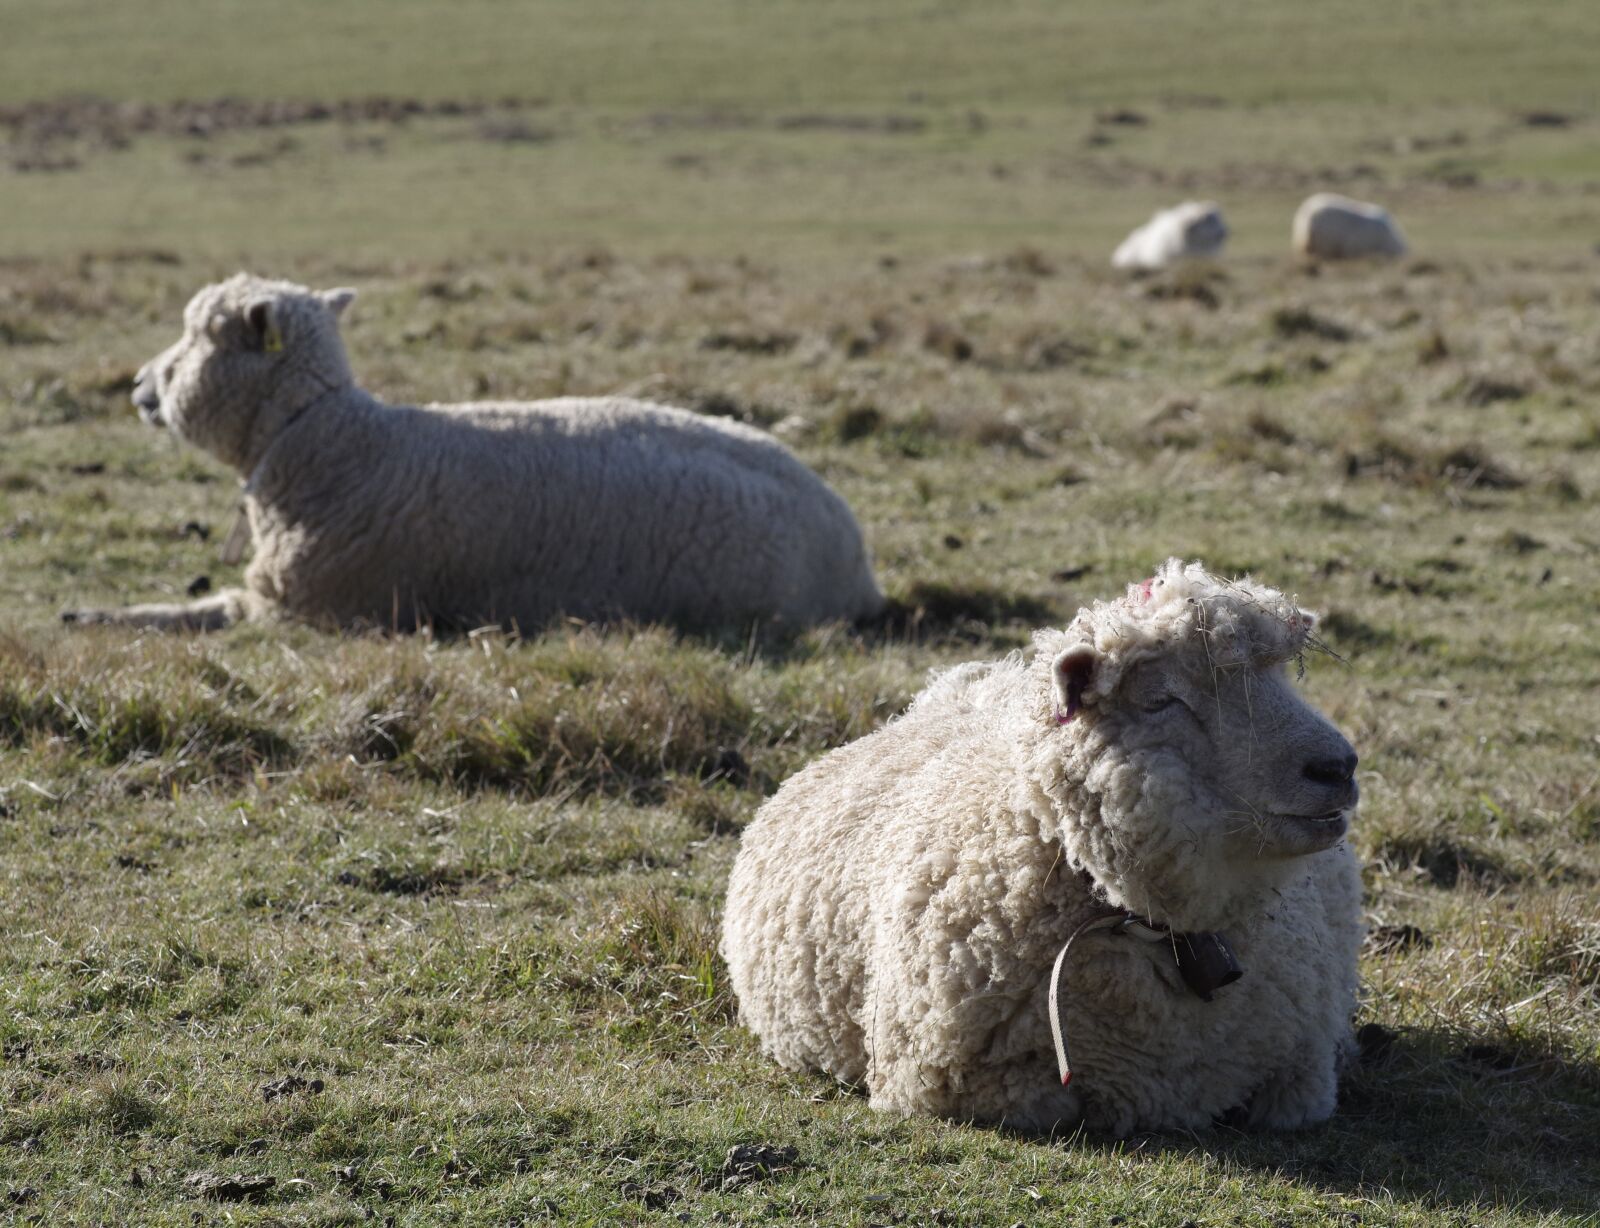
{"left": 3, "top": 2, "right": 1600, "bottom": 1224}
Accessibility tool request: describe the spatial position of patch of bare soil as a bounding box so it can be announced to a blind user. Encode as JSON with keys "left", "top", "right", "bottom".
{"left": 183, "top": 1171, "right": 276, "bottom": 1203}
{"left": 632, "top": 110, "right": 926, "bottom": 135}
{"left": 718, "top": 1143, "right": 799, "bottom": 1191}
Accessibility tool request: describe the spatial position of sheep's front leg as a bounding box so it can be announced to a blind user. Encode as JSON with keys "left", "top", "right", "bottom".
{"left": 61, "top": 588, "right": 250, "bottom": 632}
{"left": 1244, "top": 1051, "right": 1339, "bottom": 1131}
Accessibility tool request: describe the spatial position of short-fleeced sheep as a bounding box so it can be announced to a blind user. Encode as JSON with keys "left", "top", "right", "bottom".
{"left": 62, "top": 274, "right": 885, "bottom": 633}
{"left": 1292, "top": 193, "right": 1407, "bottom": 260}
{"left": 722, "top": 560, "right": 1363, "bottom": 1136}
{"left": 1111, "top": 201, "right": 1229, "bottom": 271}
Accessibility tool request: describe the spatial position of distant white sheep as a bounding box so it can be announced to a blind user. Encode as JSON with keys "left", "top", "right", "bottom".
{"left": 1293, "top": 193, "right": 1407, "bottom": 260}
{"left": 63, "top": 274, "right": 884, "bottom": 633}
{"left": 1111, "top": 201, "right": 1228, "bottom": 271}
{"left": 722, "top": 560, "right": 1363, "bottom": 1136}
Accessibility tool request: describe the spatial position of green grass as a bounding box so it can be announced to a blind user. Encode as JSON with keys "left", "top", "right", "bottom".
{"left": 3, "top": 1, "right": 1600, "bottom": 263}
{"left": 3, "top": 3, "right": 1600, "bottom": 1224}
{"left": 5, "top": 0, "right": 1599, "bottom": 109}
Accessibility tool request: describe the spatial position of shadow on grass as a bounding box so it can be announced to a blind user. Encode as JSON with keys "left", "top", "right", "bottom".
{"left": 87, "top": 571, "right": 1058, "bottom": 665}
{"left": 1056, "top": 1027, "right": 1600, "bottom": 1220}
{"left": 867, "top": 580, "right": 1059, "bottom": 645}
{"left": 595, "top": 578, "right": 1060, "bottom": 662}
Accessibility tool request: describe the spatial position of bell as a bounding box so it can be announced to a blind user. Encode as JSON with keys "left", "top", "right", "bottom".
{"left": 1173, "top": 932, "right": 1243, "bottom": 1002}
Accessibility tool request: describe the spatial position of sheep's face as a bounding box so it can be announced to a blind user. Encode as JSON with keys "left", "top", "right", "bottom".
{"left": 1048, "top": 561, "right": 1358, "bottom": 867}
{"left": 132, "top": 274, "right": 356, "bottom": 472}
{"left": 1082, "top": 651, "right": 1357, "bottom": 859}
{"left": 1181, "top": 207, "right": 1228, "bottom": 255}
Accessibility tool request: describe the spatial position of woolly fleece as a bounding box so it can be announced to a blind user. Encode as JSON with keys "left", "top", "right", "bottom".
{"left": 1292, "top": 193, "right": 1408, "bottom": 261}
{"left": 722, "top": 560, "right": 1363, "bottom": 1136}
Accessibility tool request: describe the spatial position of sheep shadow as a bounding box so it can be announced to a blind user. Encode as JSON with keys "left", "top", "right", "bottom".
{"left": 864, "top": 581, "right": 1060, "bottom": 646}
{"left": 625, "top": 578, "right": 1060, "bottom": 662}
{"left": 709, "top": 579, "right": 1061, "bottom": 662}
{"left": 412, "top": 577, "right": 1061, "bottom": 661}
{"left": 1052, "top": 1025, "right": 1600, "bottom": 1220}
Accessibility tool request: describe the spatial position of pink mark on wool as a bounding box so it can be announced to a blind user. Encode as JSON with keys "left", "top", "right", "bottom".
{"left": 1137, "top": 578, "right": 1155, "bottom": 603}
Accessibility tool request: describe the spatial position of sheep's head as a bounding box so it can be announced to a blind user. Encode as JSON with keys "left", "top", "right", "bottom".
{"left": 1180, "top": 202, "right": 1228, "bottom": 253}
{"left": 1037, "top": 560, "right": 1357, "bottom": 924}
{"left": 132, "top": 274, "right": 357, "bottom": 473}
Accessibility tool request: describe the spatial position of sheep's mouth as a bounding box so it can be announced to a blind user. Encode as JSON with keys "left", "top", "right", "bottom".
{"left": 1271, "top": 807, "right": 1352, "bottom": 839}
{"left": 131, "top": 373, "right": 164, "bottom": 426}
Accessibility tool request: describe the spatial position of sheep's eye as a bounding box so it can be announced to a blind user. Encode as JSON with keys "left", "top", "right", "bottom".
{"left": 1138, "top": 693, "right": 1183, "bottom": 715}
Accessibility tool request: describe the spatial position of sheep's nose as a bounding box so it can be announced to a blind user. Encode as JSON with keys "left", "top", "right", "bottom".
{"left": 131, "top": 372, "right": 159, "bottom": 412}
{"left": 1303, "top": 751, "right": 1358, "bottom": 787}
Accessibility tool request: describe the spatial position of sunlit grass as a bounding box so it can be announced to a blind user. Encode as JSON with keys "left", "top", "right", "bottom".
{"left": 2, "top": 4, "right": 1599, "bottom": 1219}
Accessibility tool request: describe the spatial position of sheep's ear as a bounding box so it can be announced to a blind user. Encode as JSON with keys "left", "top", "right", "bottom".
{"left": 319, "top": 287, "right": 357, "bottom": 318}
{"left": 245, "top": 298, "right": 283, "bottom": 352}
{"left": 1051, "top": 646, "right": 1098, "bottom": 725}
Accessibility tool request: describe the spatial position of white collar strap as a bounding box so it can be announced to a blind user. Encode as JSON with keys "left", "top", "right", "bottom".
{"left": 1047, "top": 912, "right": 1242, "bottom": 1089}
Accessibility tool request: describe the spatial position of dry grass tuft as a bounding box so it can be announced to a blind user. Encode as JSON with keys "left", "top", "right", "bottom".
{"left": 1270, "top": 305, "right": 1353, "bottom": 342}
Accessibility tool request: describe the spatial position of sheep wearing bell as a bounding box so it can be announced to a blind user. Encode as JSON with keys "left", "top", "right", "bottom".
{"left": 721, "top": 559, "right": 1363, "bottom": 1136}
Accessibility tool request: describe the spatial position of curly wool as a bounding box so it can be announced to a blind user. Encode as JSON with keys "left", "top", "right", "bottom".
{"left": 721, "top": 560, "right": 1362, "bottom": 1136}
